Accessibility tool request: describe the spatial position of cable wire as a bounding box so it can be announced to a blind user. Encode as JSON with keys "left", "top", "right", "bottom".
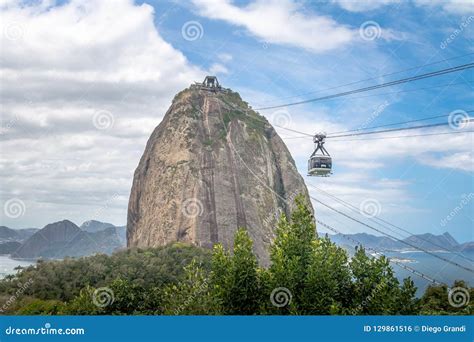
{"left": 309, "top": 184, "right": 474, "bottom": 263}
{"left": 316, "top": 219, "right": 445, "bottom": 286}
{"left": 255, "top": 52, "right": 474, "bottom": 106}
{"left": 212, "top": 92, "right": 471, "bottom": 283}
{"left": 309, "top": 195, "right": 474, "bottom": 273}
{"left": 326, "top": 119, "right": 473, "bottom": 139}
{"left": 211, "top": 92, "right": 466, "bottom": 281}
{"left": 327, "top": 110, "right": 474, "bottom": 135}
{"left": 255, "top": 63, "right": 474, "bottom": 111}
{"left": 329, "top": 130, "right": 474, "bottom": 141}
{"left": 269, "top": 82, "right": 474, "bottom": 138}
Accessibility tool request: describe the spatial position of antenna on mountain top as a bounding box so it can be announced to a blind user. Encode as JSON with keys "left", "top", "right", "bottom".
{"left": 192, "top": 76, "right": 226, "bottom": 93}
{"left": 203, "top": 76, "right": 220, "bottom": 88}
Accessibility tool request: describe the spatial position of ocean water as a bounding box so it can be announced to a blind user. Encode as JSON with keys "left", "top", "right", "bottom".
{"left": 0, "top": 255, "right": 35, "bottom": 279}
{"left": 384, "top": 251, "right": 474, "bottom": 296}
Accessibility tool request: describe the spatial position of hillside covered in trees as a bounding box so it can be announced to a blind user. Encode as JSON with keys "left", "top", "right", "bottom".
{"left": 0, "top": 197, "right": 471, "bottom": 315}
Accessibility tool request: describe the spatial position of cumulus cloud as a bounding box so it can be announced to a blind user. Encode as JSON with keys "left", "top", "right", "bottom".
{"left": 209, "top": 63, "right": 229, "bottom": 75}
{"left": 0, "top": 0, "right": 204, "bottom": 228}
{"left": 191, "top": 0, "right": 356, "bottom": 53}
{"left": 334, "top": 0, "right": 474, "bottom": 15}
{"left": 419, "top": 151, "right": 474, "bottom": 172}
{"left": 333, "top": 0, "right": 401, "bottom": 13}
{"left": 217, "top": 53, "right": 233, "bottom": 63}
{"left": 413, "top": 0, "right": 474, "bottom": 15}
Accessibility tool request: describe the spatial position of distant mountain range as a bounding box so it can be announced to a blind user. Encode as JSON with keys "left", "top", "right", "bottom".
{"left": 0, "top": 220, "right": 126, "bottom": 259}
{"left": 1, "top": 220, "right": 471, "bottom": 260}
{"left": 327, "top": 232, "right": 474, "bottom": 254}
{"left": 0, "top": 226, "right": 39, "bottom": 242}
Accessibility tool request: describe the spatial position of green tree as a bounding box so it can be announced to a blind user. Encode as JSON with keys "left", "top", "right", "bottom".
{"left": 395, "top": 278, "right": 418, "bottom": 314}
{"left": 349, "top": 247, "right": 413, "bottom": 314}
{"left": 210, "top": 228, "right": 261, "bottom": 314}
{"left": 15, "top": 298, "right": 64, "bottom": 315}
{"left": 300, "top": 236, "right": 352, "bottom": 314}
{"left": 162, "top": 259, "right": 214, "bottom": 315}
{"left": 61, "top": 286, "right": 103, "bottom": 315}
{"left": 418, "top": 280, "right": 473, "bottom": 315}
{"left": 0, "top": 244, "right": 212, "bottom": 304}
{"left": 267, "top": 195, "right": 316, "bottom": 313}
{"left": 104, "top": 279, "right": 147, "bottom": 315}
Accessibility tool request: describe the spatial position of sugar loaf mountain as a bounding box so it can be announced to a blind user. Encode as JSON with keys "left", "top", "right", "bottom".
{"left": 3, "top": 78, "right": 472, "bottom": 261}
{"left": 127, "top": 77, "right": 313, "bottom": 264}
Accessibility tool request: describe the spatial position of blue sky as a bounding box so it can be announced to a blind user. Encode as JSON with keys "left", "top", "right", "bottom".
{"left": 1, "top": 0, "right": 473, "bottom": 242}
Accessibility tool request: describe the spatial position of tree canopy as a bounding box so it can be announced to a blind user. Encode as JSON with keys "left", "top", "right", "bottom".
{"left": 1, "top": 195, "right": 471, "bottom": 315}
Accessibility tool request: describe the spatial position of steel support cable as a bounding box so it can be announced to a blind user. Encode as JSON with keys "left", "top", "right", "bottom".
{"left": 309, "top": 195, "right": 474, "bottom": 273}
{"left": 327, "top": 109, "right": 474, "bottom": 135}
{"left": 308, "top": 184, "right": 474, "bottom": 263}
{"left": 326, "top": 120, "right": 473, "bottom": 139}
{"left": 328, "top": 130, "right": 474, "bottom": 141}
{"left": 255, "top": 53, "right": 474, "bottom": 106}
{"left": 316, "top": 219, "right": 445, "bottom": 286}
{"left": 255, "top": 63, "right": 474, "bottom": 111}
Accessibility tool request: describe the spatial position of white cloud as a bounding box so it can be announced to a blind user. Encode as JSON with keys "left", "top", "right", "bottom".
{"left": 419, "top": 151, "right": 474, "bottom": 172}
{"left": 413, "top": 0, "right": 474, "bottom": 15}
{"left": 333, "top": 0, "right": 401, "bottom": 13}
{"left": 334, "top": 0, "right": 474, "bottom": 15}
{"left": 191, "top": 0, "right": 355, "bottom": 53}
{"left": 0, "top": 0, "right": 204, "bottom": 228}
{"left": 209, "top": 63, "right": 229, "bottom": 75}
{"left": 217, "top": 53, "right": 233, "bottom": 62}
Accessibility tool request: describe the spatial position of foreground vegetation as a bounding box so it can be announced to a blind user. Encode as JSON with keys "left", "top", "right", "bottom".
{"left": 0, "top": 197, "right": 472, "bottom": 315}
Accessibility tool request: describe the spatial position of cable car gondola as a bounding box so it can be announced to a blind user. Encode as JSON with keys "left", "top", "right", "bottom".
{"left": 308, "top": 133, "right": 332, "bottom": 177}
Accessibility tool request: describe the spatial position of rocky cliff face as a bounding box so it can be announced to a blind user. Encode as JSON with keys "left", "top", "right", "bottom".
{"left": 127, "top": 86, "right": 314, "bottom": 264}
